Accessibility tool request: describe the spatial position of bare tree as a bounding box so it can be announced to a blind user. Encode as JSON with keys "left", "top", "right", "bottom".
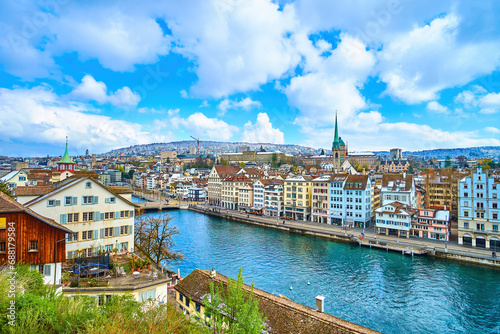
{"left": 134, "top": 214, "right": 184, "bottom": 264}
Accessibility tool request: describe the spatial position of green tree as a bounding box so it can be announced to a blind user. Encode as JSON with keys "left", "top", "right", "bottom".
{"left": 320, "top": 149, "right": 325, "bottom": 155}
{"left": 201, "top": 268, "right": 266, "bottom": 334}
{"left": 408, "top": 164, "right": 415, "bottom": 174}
{"left": 271, "top": 153, "right": 277, "bottom": 168}
{"left": 239, "top": 162, "right": 246, "bottom": 168}
{"left": 0, "top": 182, "right": 13, "bottom": 198}
{"left": 134, "top": 214, "right": 184, "bottom": 265}
{"left": 444, "top": 156, "right": 451, "bottom": 168}
{"left": 166, "top": 157, "right": 171, "bottom": 163}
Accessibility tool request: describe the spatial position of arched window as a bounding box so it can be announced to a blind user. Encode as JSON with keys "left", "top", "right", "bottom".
{"left": 335, "top": 153, "right": 338, "bottom": 159}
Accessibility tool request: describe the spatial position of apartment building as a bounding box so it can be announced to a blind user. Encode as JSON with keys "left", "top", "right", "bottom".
{"left": 238, "top": 183, "right": 254, "bottom": 211}
{"left": 221, "top": 174, "right": 250, "bottom": 210}
{"left": 375, "top": 202, "right": 416, "bottom": 238}
{"left": 311, "top": 175, "right": 332, "bottom": 224}
{"left": 411, "top": 209, "right": 450, "bottom": 241}
{"left": 263, "top": 180, "right": 284, "bottom": 218}
{"left": 253, "top": 179, "right": 266, "bottom": 211}
{"left": 26, "top": 177, "right": 137, "bottom": 258}
{"left": 328, "top": 174, "right": 373, "bottom": 228}
{"left": 207, "top": 165, "right": 239, "bottom": 206}
{"left": 458, "top": 168, "right": 500, "bottom": 250}
{"left": 381, "top": 173, "right": 416, "bottom": 207}
{"left": 283, "top": 175, "right": 312, "bottom": 221}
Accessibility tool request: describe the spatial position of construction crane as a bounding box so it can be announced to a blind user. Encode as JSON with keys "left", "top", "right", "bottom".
{"left": 190, "top": 136, "right": 200, "bottom": 155}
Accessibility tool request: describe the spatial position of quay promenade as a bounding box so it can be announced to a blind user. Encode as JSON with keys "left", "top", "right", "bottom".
{"left": 189, "top": 204, "right": 500, "bottom": 268}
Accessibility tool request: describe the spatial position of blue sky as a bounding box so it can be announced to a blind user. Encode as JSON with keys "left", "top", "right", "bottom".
{"left": 0, "top": 0, "right": 500, "bottom": 157}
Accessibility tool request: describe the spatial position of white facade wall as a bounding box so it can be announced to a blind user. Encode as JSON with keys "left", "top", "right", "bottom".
{"left": 28, "top": 179, "right": 135, "bottom": 258}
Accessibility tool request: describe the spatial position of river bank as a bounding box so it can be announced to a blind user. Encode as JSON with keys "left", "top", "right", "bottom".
{"left": 188, "top": 205, "right": 500, "bottom": 269}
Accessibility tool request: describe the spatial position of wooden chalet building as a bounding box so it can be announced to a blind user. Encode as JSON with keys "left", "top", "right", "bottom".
{"left": 0, "top": 191, "right": 73, "bottom": 285}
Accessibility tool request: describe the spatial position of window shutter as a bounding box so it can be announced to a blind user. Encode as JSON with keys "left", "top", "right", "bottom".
{"left": 129, "top": 225, "right": 133, "bottom": 235}
{"left": 129, "top": 210, "right": 134, "bottom": 218}
{"left": 94, "top": 212, "right": 101, "bottom": 221}
{"left": 114, "top": 226, "right": 120, "bottom": 237}
{"left": 105, "top": 198, "right": 110, "bottom": 204}
{"left": 72, "top": 197, "right": 77, "bottom": 205}
{"left": 55, "top": 200, "right": 61, "bottom": 206}
{"left": 46, "top": 200, "right": 50, "bottom": 207}
{"left": 94, "top": 196, "right": 99, "bottom": 204}
{"left": 100, "top": 213, "right": 105, "bottom": 220}
{"left": 93, "top": 230, "right": 98, "bottom": 240}
{"left": 115, "top": 211, "right": 121, "bottom": 219}
{"left": 60, "top": 214, "right": 67, "bottom": 224}
{"left": 44, "top": 265, "right": 51, "bottom": 276}
{"left": 100, "top": 228, "right": 104, "bottom": 239}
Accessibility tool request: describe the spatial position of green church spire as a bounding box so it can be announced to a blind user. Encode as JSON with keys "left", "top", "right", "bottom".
{"left": 332, "top": 111, "right": 341, "bottom": 150}
{"left": 57, "top": 136, "right": 75, "bottom": 164}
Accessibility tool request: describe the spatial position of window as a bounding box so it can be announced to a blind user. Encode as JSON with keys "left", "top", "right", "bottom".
{"left": 104, "top": 212, "right": 115, "bottom": 220}
{"left": 186, "top": 298, "right": 190, "bottom": 307}
{"left": 494, "top": 203, "right": 498, "bottom": 209}
{"left": 85, "top": 182, "right": 92, "bottom": 189}
{"left": 493, "top": 213, "right": 498, "bottom": 220}
{"left": 83, "top": 196, "right": 95, "bottom": 204}
{"left": 29, "top": 240, "right": 38, "bottom": 251}
{"left": 0, "top": 242, "right": 5, "bottom": 253}
{"left": 464, "top": 222, "right": 469, "bottom": 228}
{"left": 196, "top": 302, "right": 201, "bottom": 312}
{"left": 109, "top": 197, "right": 116, "bottom": 203}
{"left": 464, "top": 192, "right": 468, "bottom": 197}
{"left": 82, "top": 230, "right": 93, "bottom": 240}
{"left": 104, "top": 227, "right": 113, "bottom": 237}
{"left": 65, "top": 196, "right": 73, "bottom": 205}
{"left": 464, "top": 211, "right": 469, "bottom": 218}
{"left": 120, "top": 211, "right": 129, "bottom": 218}
{"left": 493, "top": 225, "right": 498, "bottom": 231}
{"left": 120, "top": 226, "right": 128, "bottom": 235}
{"left": 82, "top": 212, "right": 94, "bottom": 221}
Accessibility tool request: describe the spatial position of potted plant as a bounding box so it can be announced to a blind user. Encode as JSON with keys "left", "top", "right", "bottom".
{"left": 144, "top": 258, "right": 151, "bottom": 269}
{"left": 135, "top": 259, "right": 143, "bottom": 271}
{"left": 112, "top": 248, "right": 119, "bottom": 257}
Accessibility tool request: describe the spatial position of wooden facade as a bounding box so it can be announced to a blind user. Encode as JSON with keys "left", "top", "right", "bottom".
{"left": 0, "top": 209, "right": 69, "bottom": 266}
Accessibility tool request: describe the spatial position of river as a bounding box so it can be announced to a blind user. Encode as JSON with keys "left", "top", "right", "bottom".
{"left": 137, "top": 209, "right": 500, "bottom": 333}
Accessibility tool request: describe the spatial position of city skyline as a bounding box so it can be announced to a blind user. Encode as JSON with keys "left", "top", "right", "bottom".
{"left": 1, "top": 0, "right": 500, "bottom": 157}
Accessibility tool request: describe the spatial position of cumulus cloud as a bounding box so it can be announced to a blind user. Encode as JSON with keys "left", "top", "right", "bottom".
{"left": 217, "top": 97, "right": 261, "bottom": 116}
{"left": 179, "top": 112, "right": 238, "bottom": 141}
{"left": 0, "top": 86, "right": 170, "bottom": 155}
{"left": 377, "top": 15, "right": 500, "bottom": 104}
{"left": 426, "top": 101, "right": 449, "bottom": 114}
{"left": 164, "top": 0, "right": 300, "bottom": 98}
{"left": 241, "top": 113, "right": 285, "bottom": 144}
{"left": 479, "top": 92, "right": 500, "bottom": 114}
{"left": 70, "top": 75, "right": 140, "bottom": 108}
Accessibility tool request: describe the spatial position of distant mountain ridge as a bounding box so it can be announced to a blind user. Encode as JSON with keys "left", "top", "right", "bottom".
{"left": 103, "top": 141, "right": 500, "bottom": 160}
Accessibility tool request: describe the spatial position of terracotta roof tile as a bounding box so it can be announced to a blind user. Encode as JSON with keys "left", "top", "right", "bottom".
{"left": 13, "top": 186, "right": 54, "bottom": 197}
{"left": 176, "top": 269, "right": 379, "bottom": 334}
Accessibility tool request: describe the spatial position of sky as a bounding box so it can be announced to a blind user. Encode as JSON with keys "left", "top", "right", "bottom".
{"left": 1, "top": 0, "right": 500, "bottom": 157}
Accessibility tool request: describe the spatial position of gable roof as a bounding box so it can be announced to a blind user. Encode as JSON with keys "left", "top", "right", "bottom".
{"left": 381, "top": 174, "right": 414, "bottom": 191}
{"left": 0, "top": 170, "right": 21, "bottom": 182}
{"left": 214, "top": 165, "right": 240, "bottom": 177}
{"left": 0, "top": 191, "right": 72, "bottom": 233}
{"left": 344, "top": 175, "right": 369, "bottom": 190}
{"left": 24, "top": 177, "right": 138, "bottom": 208}
{"left": 13, "top": 186, "right": 54, "bottom": 197}
{"left": 175, "top": 269, "right": 379, "bottom": 334}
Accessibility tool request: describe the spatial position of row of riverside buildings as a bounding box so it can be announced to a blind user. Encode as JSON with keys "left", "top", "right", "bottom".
{"left": 207, "top": 164, "right": 454, "bottom": 241}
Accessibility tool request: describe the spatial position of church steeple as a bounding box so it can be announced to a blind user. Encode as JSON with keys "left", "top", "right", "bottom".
{"left": 57, "top": 137, "right": 76, "bottom": 173}
{"left": 333, "top": 111, "right": 339, "bottom": 149}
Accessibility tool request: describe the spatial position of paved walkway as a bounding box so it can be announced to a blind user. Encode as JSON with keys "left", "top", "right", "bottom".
{"left": 193, "top": 204, "right": 499, "bottom": 262}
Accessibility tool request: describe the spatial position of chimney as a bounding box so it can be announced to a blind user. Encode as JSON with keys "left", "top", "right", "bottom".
{"left": 315, "top": 295, "right": 325, "bottom": 313}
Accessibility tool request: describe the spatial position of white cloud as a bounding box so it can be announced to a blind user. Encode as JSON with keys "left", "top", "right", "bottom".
{"left": 180, "top": 90, "right": 188, "bottom": 98}
{"left": 70, "top": 75, "right": 140, "bottom": 108}
{"left": 199, "top": 100, "right": 210, "bottom": 108}
{"left": 284, "top": 33, "right": 375, "bottom": 127}
{"left": 454, "top": 85, "right": 487, "bottom": 108}
{"left": 0, "top": 86, "right": 171, "bottom": 154}
{"left": 177, "top": 112, "right": 238, "bottom": 140}
{"left": 479, "top": 92, "right": 500, "bottom": 114}
{"left": 484, "top": 126, "right": 500, "bottom": 134}
{"left": 164, "top": 0, "right": 300, "bottom": 98}
{"left": 378, "top": 15, "right": 500, "bottom": 104}
{"left": 217, "top": 97, "right": 261, "bottom": 116}
{"left": 426, "top": 101, "right": 449, "bottom": 114}
{"left": 241, "top": 113, "right": 285, "bottom": 144}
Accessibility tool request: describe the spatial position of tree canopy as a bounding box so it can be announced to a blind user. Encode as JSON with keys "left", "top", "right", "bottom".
{"left": 0, "top": 182, "right": 13, "bottom": 198}
{"left": 134, "top": 214, "right": 184, "bottom": 265}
